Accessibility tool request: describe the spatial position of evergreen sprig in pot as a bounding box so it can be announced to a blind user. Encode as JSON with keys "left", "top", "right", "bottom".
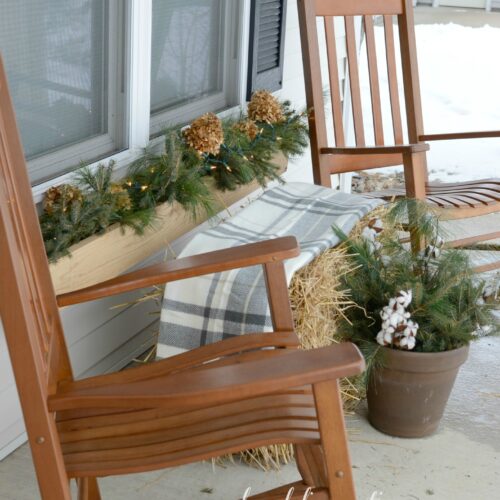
{"left": 334, "top": 200, "right": 499, "bottom": 438}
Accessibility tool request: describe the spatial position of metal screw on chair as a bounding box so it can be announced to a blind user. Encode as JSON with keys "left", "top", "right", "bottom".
{"left": 36, "top": 436, "right": 45, "bottom": 445}
{"left": 335, "top": 470, "right": 344, "bottom": 478}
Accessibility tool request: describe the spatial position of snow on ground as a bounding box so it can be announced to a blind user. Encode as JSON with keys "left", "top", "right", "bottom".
{"left": 359, "top": 23, "right": 500, "bottom": 182}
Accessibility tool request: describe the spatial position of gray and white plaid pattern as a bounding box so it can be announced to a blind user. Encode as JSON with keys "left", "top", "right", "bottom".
{"left": 159, "top": 182, "right": 381, "bottom": 353}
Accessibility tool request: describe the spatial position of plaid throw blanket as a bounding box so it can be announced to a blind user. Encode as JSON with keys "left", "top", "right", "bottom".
{"left": 158, "top": 182, "right": 381, "bottom": 357}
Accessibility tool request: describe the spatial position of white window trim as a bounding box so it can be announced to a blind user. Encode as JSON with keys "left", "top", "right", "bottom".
{"left": 32, "top": 0, "right": 252, "bottom": 204}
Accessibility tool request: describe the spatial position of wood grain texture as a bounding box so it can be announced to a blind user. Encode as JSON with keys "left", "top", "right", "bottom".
{"left": 324, "top": 16, "right": 346, "bottom": 147}
{"left": 314, "top": 0, "right": 403, "bottom": 16}
{"left": 420, "top": 130, "right": 500, "bottom": 141}
{"left": 321, "top": 144, "right": 429, "bottom": 155}
{"left": 345, "top": 16, "right": 365, "bottom": 146}
{"left": 56, "top": 236, "right": 300, "bottom": 307}
{"left": 48, "top": 343, "right": 364, "bottom": 412}
{"left": 248, "top": 481, "right": 328, "bottom": 499}
{"left": 384, "top": 14, "right": 404, "bottom": 144}
{"left": 313, "top": 380, "right": 357, "bottom": 499}
{"left": 49, "top": 153, "right": 288, "bottom": 295}
{"left": 364, "top": 15, "right": 385, "bottom": 145}
{"left": 0, "top": 55, "right": 73, "bottom": 500}
{"left": 297, "top": 0, "right": 332, "bottom": 187}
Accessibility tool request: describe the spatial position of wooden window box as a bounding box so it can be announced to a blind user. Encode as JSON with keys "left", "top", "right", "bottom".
{"left": 49, "top": 153, "right": 288, "bottom": 295}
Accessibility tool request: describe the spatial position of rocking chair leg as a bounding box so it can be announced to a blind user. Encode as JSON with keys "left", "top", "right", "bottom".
{"left": 77, "top": 477, "right": 101, "bottom": 500}
{"left": 294, "top": 443, "right": 328, "bottom": 488}
{"left": 312, "top": 380, "right": 357, "bottom": 500}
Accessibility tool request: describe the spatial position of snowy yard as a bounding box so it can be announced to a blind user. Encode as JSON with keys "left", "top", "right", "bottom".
{"left": 360, "top": 22, "right": 500, "bottom": 182}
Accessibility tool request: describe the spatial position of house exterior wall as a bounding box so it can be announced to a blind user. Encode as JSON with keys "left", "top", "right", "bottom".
{"left": 0, "top": 0, "right": 352, "bottom": 459}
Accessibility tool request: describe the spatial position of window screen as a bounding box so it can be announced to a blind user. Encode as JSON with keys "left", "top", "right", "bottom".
{"left": 150, "top": 0, "right": 225, "bottom": 115}
{"left": 0, "top": 0, "right": 115, "bottom": 183}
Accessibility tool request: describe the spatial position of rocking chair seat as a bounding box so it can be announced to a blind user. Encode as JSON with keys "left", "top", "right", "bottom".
{"left": 50, "top": 339, "right": 363, "bottom": 479}
{"left": 57, "top": 389, "right": 319, "bottom": 477}
{"left": 366, "top": 178, "right": 500, "bottom": 218}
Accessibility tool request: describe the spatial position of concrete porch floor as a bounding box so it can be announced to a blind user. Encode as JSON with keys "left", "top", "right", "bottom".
{"left": 0, "top": 335, "right": 498, "bottom": 500}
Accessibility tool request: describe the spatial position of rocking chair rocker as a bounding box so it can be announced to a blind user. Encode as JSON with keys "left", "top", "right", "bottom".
{"left": 298, "top": 0, "right": 500, "bottom": 272}
{"left": 0, "top": 56, "right": 364, "bottom": 499}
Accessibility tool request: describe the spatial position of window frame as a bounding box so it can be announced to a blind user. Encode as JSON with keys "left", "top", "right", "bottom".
{"left": 30, "top": 0, "right": 251, "bottom": 200}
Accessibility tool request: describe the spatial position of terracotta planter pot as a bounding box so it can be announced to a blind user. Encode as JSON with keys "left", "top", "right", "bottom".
{"left": 367, "top": 345, "right": 469, "bottom": 438}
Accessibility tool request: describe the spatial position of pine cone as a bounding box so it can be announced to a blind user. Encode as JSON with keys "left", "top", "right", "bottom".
{"left": 183, "top": 113, "right": 224, "bottom": 156}
{"left": 234, "top": 119, "right": 259, "bottom": 141}
{"left": 248, "top": 90, "right": 284, "bottom": 124}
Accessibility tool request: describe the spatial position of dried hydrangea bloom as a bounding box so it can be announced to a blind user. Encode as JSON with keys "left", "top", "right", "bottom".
{"left": 234, "top": 119, "right": 259, "bottom": 141}
{"left": 247, "top": 90, "right": 284, "bottom": 124}
{"left": 43, "top": 184, "right": 83, "bottom": 215}
{"left": 110, "top": 183, "right": 132, "bottom": 211}
{"left": 183, "top": 112, "right": 224, "bottom": 156}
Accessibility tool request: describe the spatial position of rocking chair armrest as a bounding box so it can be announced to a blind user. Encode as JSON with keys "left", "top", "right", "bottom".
{"left": 57, "top": 236, "right": 300, "bottom": 307}
{"left": 320, "top": 143, "right": 430, "bottom": 155}
{"left": 48, "top": 343, "right": 365, "bottom": 411}
{"left": 419, "top": 131, "right": 500, "bottom": 142}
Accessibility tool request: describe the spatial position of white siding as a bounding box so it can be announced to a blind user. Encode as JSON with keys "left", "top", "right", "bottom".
{"left": 0, "top": 0, "right": 350, "bottom": 459}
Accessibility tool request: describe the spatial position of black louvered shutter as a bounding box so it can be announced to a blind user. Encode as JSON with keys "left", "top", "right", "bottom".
{"left": 247, "top": 0, "right": 288, "bottom": 100}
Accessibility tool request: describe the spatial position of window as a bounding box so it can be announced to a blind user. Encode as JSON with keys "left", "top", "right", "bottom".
{"left": 0, "top": 0, "right": 245, "bottom": 186}
{"left": 0, "top": 0, "right": 125, "bottom": 184}
{"left": 150, "top": 0, "right": 240, "bottom": 134}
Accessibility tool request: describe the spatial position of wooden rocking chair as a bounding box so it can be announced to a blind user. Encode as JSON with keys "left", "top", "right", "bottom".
{"left": 298, "top": 0, "right": 500, "bottom": 272}
{"left": 0, "top": 56, "right": 364, "bottom": 499}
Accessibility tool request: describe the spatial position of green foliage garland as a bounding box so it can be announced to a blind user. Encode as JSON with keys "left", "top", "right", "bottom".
{"left": 41, "top": 93, "right": 308, "bottom": 262}
{"left": 40, "top": 162, "right": 155, "bottom": 261}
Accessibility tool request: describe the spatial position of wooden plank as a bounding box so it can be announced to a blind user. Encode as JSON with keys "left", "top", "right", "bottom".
{"left": 297, "top": 0, "right": 331, "bottom": 186}
{"left": 420, "top": 130, "right": 500, "bottom": 141}
{"left": 0, "top": 53, "right": 73, "bottom": 500}
{"left": 398, "top": 1, "right": 425, "bottom": 144}
{"left": 345, "top": 16, "right": 365, "bottom": 146}
{"left": 314, "top": 0, "right": 403, "bottom": 16}
{"left": 384, "top": 15, "right": 404, "bottom": 144}
{"left": 49, "top": 154, "right": 288, "bottom": 295}
{"left": 324, "top": 16, "right": 346, "bottom": 146}
{"left": 313, "top": 380, "right": 357, "bottom": 499}
{"left": 248, "top": 481, "right": 328, "bottom": 499}
{"left": 56, "top": 237, "right": 300, "bottom": 308}
{"left": 364, "top": 15, "right": 385, "bottom": 145}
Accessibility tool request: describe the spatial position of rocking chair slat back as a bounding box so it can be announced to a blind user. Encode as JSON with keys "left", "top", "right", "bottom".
{"left": 0, "top": 56, "right": 73, "bottom": 498}
{"left": 298, "top": 0, "right": 426, "bottom": 184}
{"left": 0, "top": 57, "right": 72, "bottom": 387}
